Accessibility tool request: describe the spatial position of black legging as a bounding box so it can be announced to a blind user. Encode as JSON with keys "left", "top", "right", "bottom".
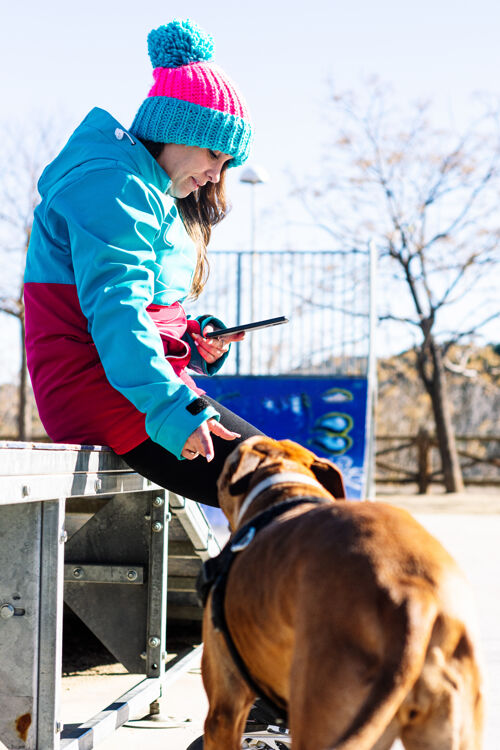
{"left": 121, "top": 396, "right": 264, "bottom": 507}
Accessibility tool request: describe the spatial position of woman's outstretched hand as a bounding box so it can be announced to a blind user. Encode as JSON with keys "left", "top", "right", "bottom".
{"left": 191, "top": 324, "right": 245, "bottom": 365}
{"left": 181, "top": 418, "right": 241, "bottom": 462}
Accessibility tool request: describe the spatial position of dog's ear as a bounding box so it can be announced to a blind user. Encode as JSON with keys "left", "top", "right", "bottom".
{"left": 228, "top": 448, "right": 263, "bottom": 496}
{"left": 310, "top": 458, "right": 346, "bottom": 499}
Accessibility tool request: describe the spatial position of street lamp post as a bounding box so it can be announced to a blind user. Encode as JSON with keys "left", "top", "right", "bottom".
{"left": 239, "top": 165, "right": 269, "bottom": 372}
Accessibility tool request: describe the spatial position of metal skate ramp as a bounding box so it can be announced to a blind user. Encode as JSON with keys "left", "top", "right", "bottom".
{"left": 0, "top": 440, "right": 220, "bottom": 749}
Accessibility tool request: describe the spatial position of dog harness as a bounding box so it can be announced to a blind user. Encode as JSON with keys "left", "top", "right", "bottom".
{"left": 197, "top": 479, "right": 332, "bottom": 726}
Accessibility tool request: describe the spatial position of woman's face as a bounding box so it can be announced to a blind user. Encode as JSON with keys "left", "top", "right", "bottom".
{"left": 157, "top": 143, "right": 232, "bottom": 198}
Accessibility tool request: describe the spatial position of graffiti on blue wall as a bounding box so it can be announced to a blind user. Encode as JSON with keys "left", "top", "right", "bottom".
{"left": 203, "top": 376, "right": 369, "bottom": 500}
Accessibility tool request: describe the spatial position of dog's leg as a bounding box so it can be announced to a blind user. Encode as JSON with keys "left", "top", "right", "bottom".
{"left": 288, "top": 595, "right": 437, "bottom": 750}
{"left": 288, "top": 640, "right": 378, "bottom": 750}
{"left": 397, "top": 638, "right": 484, "bottom": 750}
{"left": 288, "top": 649, "right": 405, "bottom": 750}
{"left": 201, "top": 606, "right": 255, "bottom": 750}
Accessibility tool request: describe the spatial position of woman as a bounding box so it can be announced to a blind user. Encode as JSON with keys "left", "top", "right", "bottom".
{"left": 24, "top": 19, "right": 263, "bottom": 507}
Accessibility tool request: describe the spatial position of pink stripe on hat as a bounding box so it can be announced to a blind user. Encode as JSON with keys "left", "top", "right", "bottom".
{"left": 148, "top": 62, "right": 249, "bottom": 120}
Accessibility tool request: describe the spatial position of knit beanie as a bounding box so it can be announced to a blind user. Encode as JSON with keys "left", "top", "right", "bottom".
{"left": 130, "top": 19, "right": 252, "bottom": 167}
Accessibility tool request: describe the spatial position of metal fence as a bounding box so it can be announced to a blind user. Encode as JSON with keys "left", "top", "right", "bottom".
{"left": 184, "top": 249, "right": 373, "bottom": 376}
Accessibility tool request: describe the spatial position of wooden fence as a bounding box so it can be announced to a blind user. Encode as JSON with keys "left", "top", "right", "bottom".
{"left": 376, "top": 431, "right": 500, "bottom": 493}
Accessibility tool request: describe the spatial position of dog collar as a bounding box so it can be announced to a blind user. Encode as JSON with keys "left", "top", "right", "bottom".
{"left": 235, "top": 472, "right": 325, "bottom": 527}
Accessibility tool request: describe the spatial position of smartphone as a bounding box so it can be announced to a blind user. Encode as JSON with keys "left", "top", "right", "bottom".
{"left": 204, "top": 315, "right": 289, "bottom": 339}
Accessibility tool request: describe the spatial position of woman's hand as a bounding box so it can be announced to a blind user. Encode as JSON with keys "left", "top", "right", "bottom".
{"left": 191, "top": 324, "right": 245, "bottom": 365}
{"left": 181, "top": 418, "right": 241, "bottom": 462}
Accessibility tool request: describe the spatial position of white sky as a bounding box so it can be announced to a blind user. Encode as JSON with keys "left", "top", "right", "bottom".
{"left": 0, "top": 0, "right": 499, "bottom": 381}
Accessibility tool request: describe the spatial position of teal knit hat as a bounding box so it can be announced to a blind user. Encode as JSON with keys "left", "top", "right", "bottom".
{"left": 129, "top": 19, "right": 253, "bottom": 167}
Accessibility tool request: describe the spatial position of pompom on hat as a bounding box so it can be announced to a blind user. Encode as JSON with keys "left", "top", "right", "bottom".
{"left": 130, "top": 19, "right": 252, "bottom": 167}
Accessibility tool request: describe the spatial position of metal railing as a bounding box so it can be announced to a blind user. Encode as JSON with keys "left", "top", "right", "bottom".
{"left": 185, "top": 249, "right": 373, "bottom": 376}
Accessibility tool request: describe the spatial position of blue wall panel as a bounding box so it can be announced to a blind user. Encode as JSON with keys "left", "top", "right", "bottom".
{"left": 203, "top": 376, "right": 369, "bottom": 502}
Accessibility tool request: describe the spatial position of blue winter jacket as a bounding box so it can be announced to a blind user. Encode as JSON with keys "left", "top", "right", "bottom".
{"left": 24, "top": 108, "right": 228, "bottom": 458}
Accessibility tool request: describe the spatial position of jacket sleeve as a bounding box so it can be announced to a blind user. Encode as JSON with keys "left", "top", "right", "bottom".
{"left": 184, "top": 314, "right": 231, "bottom": 375}
{"left": 50, "top": 168, "right": 219, "bottom": 459}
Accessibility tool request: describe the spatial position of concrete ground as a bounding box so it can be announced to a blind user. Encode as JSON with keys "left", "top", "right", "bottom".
{"left": 62, "top": 657, "right": 208, "bottom": 749}
{"left": 61, "top": 490, "right": 500, "bottom": 749}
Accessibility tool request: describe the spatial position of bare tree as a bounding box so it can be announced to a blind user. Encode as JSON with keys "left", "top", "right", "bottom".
{"left": 0, "top": 122, "right": 63, "bottom": 439}
{"left": 293, "top": 83, "right": 500, "bottom": 492}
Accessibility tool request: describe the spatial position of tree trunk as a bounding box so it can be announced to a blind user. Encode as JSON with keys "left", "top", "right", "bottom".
{"left": 418, "top": 338, "right": 464, "bottom": 493}
{"left": 18, "top": 314, "right": 29, "bottom": 441}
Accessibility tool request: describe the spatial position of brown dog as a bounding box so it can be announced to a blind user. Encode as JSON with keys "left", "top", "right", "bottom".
{"left": 201, "top": 437, "right": 484, "bottom": 750}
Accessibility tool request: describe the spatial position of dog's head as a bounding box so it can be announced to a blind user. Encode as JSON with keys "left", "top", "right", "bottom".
{"left": 217, "top": 436, "right": 345, "bottom": 530}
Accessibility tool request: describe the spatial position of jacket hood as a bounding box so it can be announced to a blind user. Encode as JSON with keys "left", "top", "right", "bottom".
{"left": 38, "top": 108, "right": 171, "bottom": 199}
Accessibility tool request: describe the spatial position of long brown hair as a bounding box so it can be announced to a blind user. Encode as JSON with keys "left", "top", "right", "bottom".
{"left": 138, "top": 139, "right": 230, "bottom": 298}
